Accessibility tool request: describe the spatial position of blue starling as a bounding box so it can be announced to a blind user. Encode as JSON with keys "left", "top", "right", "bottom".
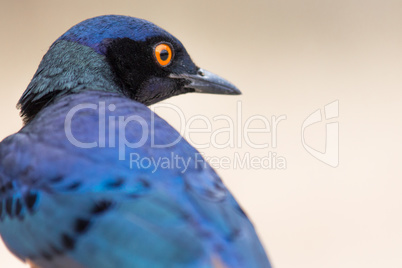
{"left": 0, "top": 15, "right": 271, "bottom": 268}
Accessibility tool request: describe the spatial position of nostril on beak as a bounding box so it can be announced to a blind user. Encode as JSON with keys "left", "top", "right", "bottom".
{"left": 197, "top": 69, "right": 205, "bottom": 77}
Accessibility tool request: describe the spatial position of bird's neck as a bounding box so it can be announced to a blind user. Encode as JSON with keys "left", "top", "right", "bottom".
{"left": 18, "top": 40, "right": 121, "bottom": 123}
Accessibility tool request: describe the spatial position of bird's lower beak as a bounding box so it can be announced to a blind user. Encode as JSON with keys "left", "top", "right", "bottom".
{"left": 169, "top": 68, "right": 241, "bottom": 95}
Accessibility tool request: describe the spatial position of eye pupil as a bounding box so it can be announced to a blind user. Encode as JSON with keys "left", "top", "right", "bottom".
{"left": 160, "top": 49, "right": 169, "bottom": 61}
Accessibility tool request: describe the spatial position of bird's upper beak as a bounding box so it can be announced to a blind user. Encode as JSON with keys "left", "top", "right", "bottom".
{"left": 169, "top": 68, "right": 241, "bottom": 95}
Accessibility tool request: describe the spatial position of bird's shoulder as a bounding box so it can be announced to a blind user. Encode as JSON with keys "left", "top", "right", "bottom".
{"left": 1, "top": 90, "right": 219, "bottom": 192}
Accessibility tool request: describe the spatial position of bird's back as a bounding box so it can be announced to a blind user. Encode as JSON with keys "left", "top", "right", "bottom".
{"left": 0, "top": 90, "right": 270, "bottom": 268}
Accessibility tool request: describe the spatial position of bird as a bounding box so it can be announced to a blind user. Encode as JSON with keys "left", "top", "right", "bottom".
{"left": 0, "top": 15, "right": 271, "bottom": 268}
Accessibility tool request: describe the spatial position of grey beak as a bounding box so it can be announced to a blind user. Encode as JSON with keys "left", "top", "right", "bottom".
{"left": 169, "top": 68, "right": 241, "bottom": 95}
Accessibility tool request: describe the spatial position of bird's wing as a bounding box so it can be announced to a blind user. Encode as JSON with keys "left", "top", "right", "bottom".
{"left": 0, "top": 91, "right": 270, "bottom": 268}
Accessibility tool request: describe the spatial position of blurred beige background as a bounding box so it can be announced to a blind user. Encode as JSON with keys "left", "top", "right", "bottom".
{"left": 1, "top": 0, "right": 401, "bottom": 267}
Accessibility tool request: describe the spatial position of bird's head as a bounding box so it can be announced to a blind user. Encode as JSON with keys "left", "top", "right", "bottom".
{"left": 18, "top": 15, "right": 240, "bottom": 123}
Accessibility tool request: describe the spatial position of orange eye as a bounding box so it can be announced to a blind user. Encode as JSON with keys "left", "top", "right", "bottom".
{"left": 154, "top": 43, "right": 173, "bottom": 67}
